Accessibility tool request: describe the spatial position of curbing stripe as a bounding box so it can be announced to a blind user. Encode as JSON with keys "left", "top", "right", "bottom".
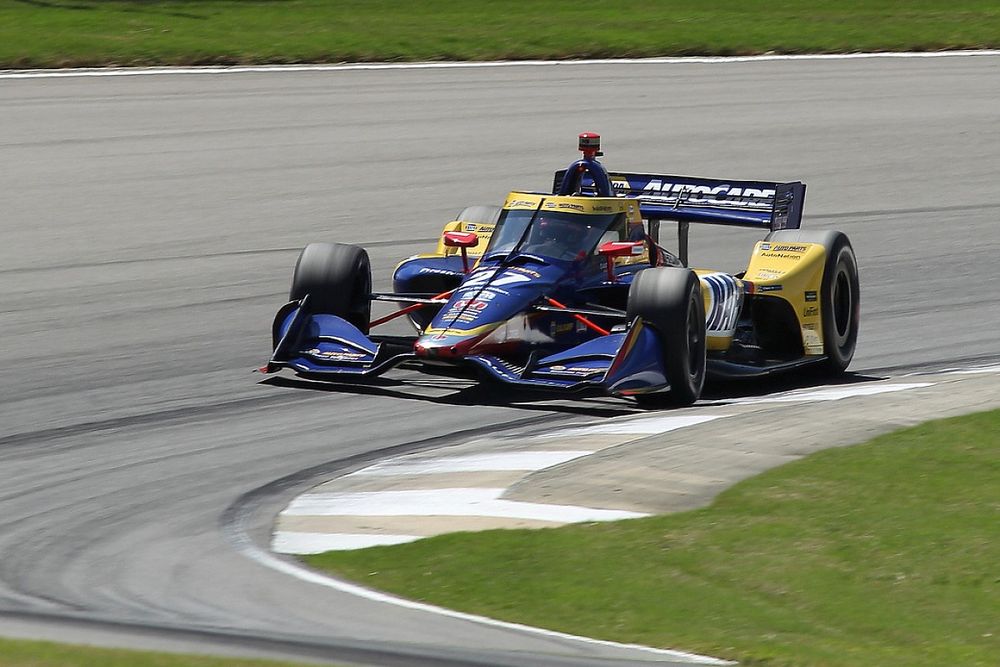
{"left": 272, "top": 531, "right": 422, "bottom": 553}
{"left": 281, "top": 488, "right": 648, "bottom": 522}
{"left": 351, "top": 450, "right": 596, "bottom": 476}
{"left": 728, "top": 382, "right": 934, "bottom": 404}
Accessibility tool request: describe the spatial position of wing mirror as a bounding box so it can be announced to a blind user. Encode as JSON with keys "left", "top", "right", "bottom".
{"left": 597, "top": 241, "right": 644, "bottom": 282}
{"left": 443, "top": 231, "right": 479, "bottom": 273}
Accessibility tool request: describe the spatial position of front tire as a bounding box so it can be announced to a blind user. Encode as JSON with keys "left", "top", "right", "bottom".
{"left": 290, "top": 243, "right": 372, "bottom": 333}
{"left": 626, "top": 267, "right": 707, "bottom": 406}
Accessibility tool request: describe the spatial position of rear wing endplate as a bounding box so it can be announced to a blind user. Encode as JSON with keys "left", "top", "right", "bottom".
{"left": 553, "top": 170, "right": 805, "bottom": 231}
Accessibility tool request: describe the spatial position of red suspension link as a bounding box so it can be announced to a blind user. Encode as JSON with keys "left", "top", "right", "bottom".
{"left": 369, "top": 290, "right": 454, "bottom": 329}
{"left": 544, "top": 297, "right": 610, "bottom": 336}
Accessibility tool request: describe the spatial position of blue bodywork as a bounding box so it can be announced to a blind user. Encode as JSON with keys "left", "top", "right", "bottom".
{"left": 269, "top": 246, "right": 666, "bottom": 394}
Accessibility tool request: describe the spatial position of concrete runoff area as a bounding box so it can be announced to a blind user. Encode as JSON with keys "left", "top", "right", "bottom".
{"left": 1, "top": 55, "right": 999, "bottom": 666}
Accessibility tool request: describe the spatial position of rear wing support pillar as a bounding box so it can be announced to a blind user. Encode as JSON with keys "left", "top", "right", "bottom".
{"left": 678, "top": 222, "right": 689, "bottom": 268}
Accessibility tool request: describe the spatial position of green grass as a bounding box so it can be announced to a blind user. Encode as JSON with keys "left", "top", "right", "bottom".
{"left": 307, "top": 409, "right": 1000, "bottom": 667}
{"left": 0, "top": 637, "right": 323, "bottom": 667}
{"left": 2, "top": 1, "right": 1000, "bottom": 69}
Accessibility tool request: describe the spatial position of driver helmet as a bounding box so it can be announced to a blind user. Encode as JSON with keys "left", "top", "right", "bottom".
{"left": 533, "top": 216, "right": 578, "bottom": 244}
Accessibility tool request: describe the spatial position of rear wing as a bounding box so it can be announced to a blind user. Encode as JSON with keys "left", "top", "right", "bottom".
{"left": 552, "top": 170, "right": 805, "bottom": 231}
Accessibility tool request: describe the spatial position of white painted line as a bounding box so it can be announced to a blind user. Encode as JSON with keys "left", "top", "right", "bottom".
{"left": 351, "top": 450, "right": 595, "bottom": 476}
{"left": 284, "top": 488, "right": 648, "bottom": 523}
{"left": 242, "top": 545, "right": 733, "bottom": 664}
{"left": 273, "top": 531, "right": 421, "bottom": 554}
{"left": 546, "top": 414, "right": 723, "bottom": 437}
{"left": 4, "top": 51, "right": 1000, "bottom": 79}
{"left": 732, "top": 382, "right": 933, "bottom": 404}
{"left": 948, "top": 364, "right": 1000, "bottom": 375}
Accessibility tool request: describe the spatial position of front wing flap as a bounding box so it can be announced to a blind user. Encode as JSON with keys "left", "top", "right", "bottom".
{"left": 266, "top": 302, "right": 671, "bottom": 395}
{"left": 265, "top": 301, "right": 413, "bottom": 377}
{"left": 466, "top": 319, "right": 669, "bottom": 395}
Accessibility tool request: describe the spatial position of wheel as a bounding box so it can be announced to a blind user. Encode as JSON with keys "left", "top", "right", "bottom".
{"left": 766, "top": 229, "right": 860, "bottom": 374}
{"left": 626, "top": 267, "right": 707, "bottom": 406}
{"left": 455, "top": 205, "right": 502, "bottom": 226}
{"left": 290, "top": 243, "right": 372, "bottom": 333}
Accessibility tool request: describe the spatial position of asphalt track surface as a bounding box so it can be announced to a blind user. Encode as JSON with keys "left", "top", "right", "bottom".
{"left": 2, "top": 55, "right": 1000, "bottom": 665}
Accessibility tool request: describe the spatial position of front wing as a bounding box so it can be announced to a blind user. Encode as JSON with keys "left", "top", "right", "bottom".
{"left": 263, "top": 302, "right": 670, "bottom": 395}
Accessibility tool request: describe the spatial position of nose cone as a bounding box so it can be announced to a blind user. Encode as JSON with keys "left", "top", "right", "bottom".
{"left": 413, "top": 333, "right": 487, "bottom": 359}
{"left": 416, "top": 262, "right": 559, "bottom": 358}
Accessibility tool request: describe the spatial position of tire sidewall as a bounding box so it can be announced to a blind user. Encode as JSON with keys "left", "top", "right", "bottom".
{"left": 627, "top": 268, "right": 707, "bottom": 405}
{"left": 821, "top": 240, "right": 860, "bottom": 371}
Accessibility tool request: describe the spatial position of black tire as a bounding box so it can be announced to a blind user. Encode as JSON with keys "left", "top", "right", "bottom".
{"left": 290, "top": 243, "right": 372, "bottom": 333}
{"left": 626, "top": 267, "right": 707, "bottom": 406}
{"left": 766, "top": 229, "right": 860, "bottom": 374}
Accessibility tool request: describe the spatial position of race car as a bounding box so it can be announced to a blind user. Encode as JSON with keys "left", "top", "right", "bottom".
{"left": 262, "top": 133, "right": 860, "bottom": 406}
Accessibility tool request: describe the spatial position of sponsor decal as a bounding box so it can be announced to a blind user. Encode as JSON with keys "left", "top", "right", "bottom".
{"left": 801, "top": 323, "right": 823, "bottom": 353}
{"left": 556, "top": 202, "right": 585, "bottom": 212}
{"left": 307, "top": 349, "right": 368, "bottom": 361}
{"left": 769, "top": 244, "right": 808, "bottom": 253}
{"left": 640, "top": 181, "right": 774, "bottom": 209}
{"left": 506, "top": 266, "right": 542, "bottom": 278}
{"left": 758, "top": 284, "right": 783, "bottom": 293}
{"left": 463, "top": 223, "right": 478, "bottom": 232}
{"left": 452, "top": 299, "right": 490, "bottom": 311}
{"left": 752, "top": 269, "right": 783, "bottom": 280}
{"left": 759, "top": 251, "right": 802, "bottom": 261}
{"left": 544, "top": 365, "right": 600, "bottom": 375}
{"left": 760, "top": 242, "right": 771, "bottom": 251}
{"left": 506, "top": 199, "right": 537, "bottom": 208}
{"left": 803, "top": 305, "right": 819, "bottom": 317}
{"left": 460, "top": 284, "right": 510, "bottom": 298}
{"left": 445, "top": 297, "right": 492, "bottom": 324}
{"left": 611, "top": 176, "right": 632, "bottom": 191}
{"left": 419, "top": 267, "right": 460, "bottom": 276}
{"left": 804, "top": 290, "right": 818, "bottom": 302}
{"left": 592, "top": 204, "right": 614, "bottom": 212}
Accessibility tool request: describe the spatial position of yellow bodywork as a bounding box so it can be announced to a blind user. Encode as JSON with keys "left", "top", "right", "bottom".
{"left": 431, "top": 191, "right": 646, "bottom": 265}
{"left": 744, "top": 240, "right": 827, "bottom": 355}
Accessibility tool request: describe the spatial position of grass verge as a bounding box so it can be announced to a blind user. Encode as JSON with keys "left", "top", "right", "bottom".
{"left": 307, "top": 409, "right": 1000, "bottom": 667}
{"left": 0, "top": 637, "right": 322, "bottom": 667}
{"left": 2, "top": 1, "right": 1000, "bottom": 69}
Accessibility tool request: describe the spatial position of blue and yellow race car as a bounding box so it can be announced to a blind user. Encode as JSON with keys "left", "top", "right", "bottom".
{"left": 263, "top": 133, "right": 859, "bottom": 405}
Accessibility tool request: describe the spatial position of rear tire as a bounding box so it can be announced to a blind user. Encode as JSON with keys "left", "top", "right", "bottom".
{"left": 626, "top": 267, "right": 707, "bottom": 406}
{"left": 766, "top": 230, "right": 860, "bottom": 374}
{"left": 455, "top": 205, "right": 502, "bottom": 227}
{"left": 290, "top": 243, "right": 372, "bottom": 333}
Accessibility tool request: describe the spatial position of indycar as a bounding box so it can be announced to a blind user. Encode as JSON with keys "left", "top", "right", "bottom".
{"left": 262, "top": 133, "right": 860, "bottom": 406}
